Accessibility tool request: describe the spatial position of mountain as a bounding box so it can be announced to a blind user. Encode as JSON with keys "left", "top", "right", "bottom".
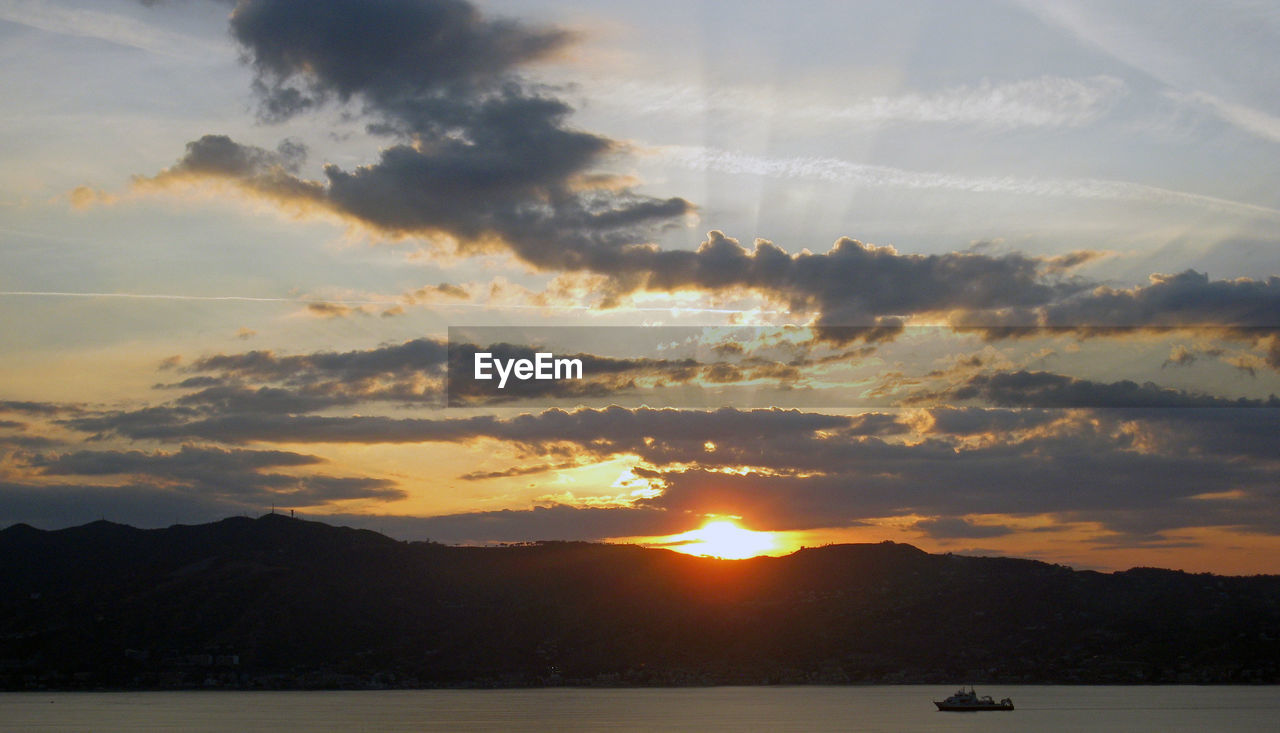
{"left": 2, "top": 515, "right": 1278, "bottom": 689}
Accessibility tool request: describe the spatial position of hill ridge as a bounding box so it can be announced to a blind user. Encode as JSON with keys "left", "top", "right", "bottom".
{"left": 2, "top": 515, "right": 1278, "bottom": 689}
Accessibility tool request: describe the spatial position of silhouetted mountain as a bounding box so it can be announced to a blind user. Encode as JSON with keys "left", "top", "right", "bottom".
{"left": 2, "top": 515, "right": 1278, "bottom": 689}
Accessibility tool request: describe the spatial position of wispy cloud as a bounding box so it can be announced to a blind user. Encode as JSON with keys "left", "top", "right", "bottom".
{"left": 0, "top": 290, "right": 312, "bottom": 304}
{"left": 0, "top": 290, "right": 757, "bottom": 315}
{"left": 657, "top": 145, "right": 1280, "bottom": 220}
{"left": 0, "top": 0, "right": 229, "bottom": 61}
{"left": 590, "top": 75, "right": 1126, "bottom": 129}
{"left": 1168, "top": 90, "right": 1280, "bottom": 144}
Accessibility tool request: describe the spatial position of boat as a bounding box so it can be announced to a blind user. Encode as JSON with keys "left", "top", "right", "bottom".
{"left": 933, "top": 686, "right": 1014, "bottom": 711}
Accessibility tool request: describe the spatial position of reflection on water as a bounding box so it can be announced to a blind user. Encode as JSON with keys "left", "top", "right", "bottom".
{"left": 2, "top": 686, "right": 1278, "bottom": 732}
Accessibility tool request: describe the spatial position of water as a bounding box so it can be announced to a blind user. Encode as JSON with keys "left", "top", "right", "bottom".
{"left": 2, "top": 686, "right": 1277, "bottom": 732}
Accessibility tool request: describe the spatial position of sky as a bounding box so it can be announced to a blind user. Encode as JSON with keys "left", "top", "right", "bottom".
{"left": 1, "top": 0, "right": 1278, "bottom": 573}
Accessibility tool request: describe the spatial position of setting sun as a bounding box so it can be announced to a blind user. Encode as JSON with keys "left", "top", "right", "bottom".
{"left": 665, "top": 519, "right": 779, "bottom": 559}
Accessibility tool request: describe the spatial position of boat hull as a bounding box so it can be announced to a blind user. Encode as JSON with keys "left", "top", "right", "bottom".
{"left": 934, "top": 702, "right": 1014, "bottom": 711}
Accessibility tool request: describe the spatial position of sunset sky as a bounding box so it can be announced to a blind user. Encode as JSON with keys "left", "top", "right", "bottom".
{"left": 2, "top": 0, "right": 1279, "bottom": 573}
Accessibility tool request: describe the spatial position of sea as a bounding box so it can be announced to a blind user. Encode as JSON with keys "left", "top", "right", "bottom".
{"left": 2, "top": 685, "right": 1277, "bottom": 731}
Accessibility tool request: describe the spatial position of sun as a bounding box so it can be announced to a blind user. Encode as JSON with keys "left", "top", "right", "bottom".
{"left": 667, "top": 519, "right": 778, "bottom": 559}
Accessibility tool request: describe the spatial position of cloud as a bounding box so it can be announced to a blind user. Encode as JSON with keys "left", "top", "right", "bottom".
{"left": 417, "top": 283, "right": 469, "bottom": 300}
{"left": 61, "top": 405, "right": 857, "bottom": 452}
{"left": 599, "top": 75, "right": 1127, "bottom": 130}
{"left": 30, "top": 390, "right": 1280, "bottom": 540}
{"left": 0, "top": 0, "right": 230, "bottom": 60}
{"left": 457, "top": 461, "right": 582, "bottom": 481}
{"left": 320, "top": 504, "right": 687, "bottom": 544}
{"left": 137, "top": 134, "right": 325, "bottom": 208}
{"left": 1036, "top": 271, "right": 1280, "bottom": 329}
{"left": 168, "top": 338, "right": 451, "bottom": 412}
{"left": 953, "top": 271, "right": 1280, "bottom": 369}
{"left": 658, "top": 147, "right": 1280, "bottom": 220}
{"left": 139, "top": 0, "right": 695, "bottom": 274}
{"left": 68, "top": 185, "right": 117, "bottom": 209}
{"left": 31, "top": 444, "right": 404, "bottom": 507}
{"left": 0, "top": 400, "right": 76, "bottom": 416}
{"left": 641, "top": 421, "right": 1280, "bottom": 535}
{"left": 125, "top": 335, "right": 853, "bottom": 414}
{"left": 304, "top": 301, "right": 377, "bottom": 319}
{"left": 1168, "top": 90, "right": 1280, "bottom": 145}
{"left": 173, "top": 337, "right": 705, "bottom": 410}
{"left": 228, "top": 0, "right": 572, "bottom": 124}
{"left": 945, "top": 370, "right": 1280, "bottom": 408}
{"left": 913, "top": 517, "right": 1016, "bottom": 539}
{"left": 116, "top": 0, "right": 1280, "bottom": 358}
{"left": 137, "top": 1, "right": 1097, "bottom": 333}
{"left": 127, "top": 1, "right": 1280, "bottom": 349}
{"left": 191, "top": 338, "right": 448, "bottom": 381}
{"left": 1163, "top": 344, "right": 1200, "bottom": 368}
{"left": 0, "top": 432, "right": 61, "bottom": 450}
{"left": 606, "top": 231, "right": 1082, "bottom": 335}
{"left": 35, "top": 444, "right": 319, "bottom": 475}
{"left": 912, "top": 407, "right": 1061, "bottom": 436}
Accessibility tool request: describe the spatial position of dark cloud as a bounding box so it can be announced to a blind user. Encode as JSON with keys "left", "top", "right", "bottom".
{"left": 141, "top": 135, "right": 324, "bottom": 207}
{"left": 143, "top": 1, "right": 1111, "bottom": 334}
{"left": 0, "top": 433, "right": 62, "bottom": 450}
{"left": 64, "top": 396, "right": 1280, "bottom": 536}
{"left": 163, "top": 338, "right": 451, "bottom": 412}
{"left": 173, "top": 385, "right": 355, "bottom": 414}
{"left": 142, "top": 0, "right": 694, "bottom": 278}
{"left": 229, "top": 0, "right": 571, "bottom": 125}
{"left": 31, "top": 445, "right": 403, "bottom": 506}
{"left": 191, "top": 338, "right": 448, "bottom": 381}
{"left": 953, "top": 272, "right": 1280, "bottom": 369}
{"left": 457, "top": 461, "right": 582, "bottom": 481}
{"left": 1102, "top": 408, "right": 1280, "bottom": 461}
{"left": 421, "top": 282, "right": 468, "bottom": 300}
{"left": 1042, "top": 250, "right": 1106, "bottom": 273}
{"left": 28, "top": 391, "right": 1280, "bottom": 543}
{"left": 615, "top": 231, "right": 1082, "bottom": 333}
{"left": 321, "top": 505, "right": 687, "bottom": 544}
{"left": 947, "top": 370, "right": 1280, "bottom": 408}
{"left": 171, "top": 337, "right": 720, "bottom": 411}
{"left": 155, "top": 376, "right": 226, "bottom": 390}
{"left": 305, "top": 301, "right": 366, "bottom": 319}
{"left": 955, "top": 271, "right": 1280, "bottom": 331}
{"left": 167, "top": 134, "right": 306, "bottom": 177}
{"left": 64, "top": 405, "right": 853, "bottom": 449}
{"left": 35, "top": 444, "right": 320, "bottom": 476}
{"left": 641, "top": 430, "right": 1280, "bottom": 535}
{"left": 132, "top": 1, "right": 1280, "bottom": 354}
{"left": 0, "top": 400, "right": 77, "bottom": 416}
{"left": 122, "top": 336, "right": 835, "bottom": 415}
{"left": 912, "top": 517, "right": 1016, "bottom": 539}
{"left": 1038, "top": 271, "right": 1280, "bottom": 329}
{"left": 62, "top": 405, "right": 201, "bottom": 442}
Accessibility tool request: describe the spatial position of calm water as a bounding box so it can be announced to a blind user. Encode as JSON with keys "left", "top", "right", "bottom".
{"left": 2, "top": 686, "right": 1277, "bottom": 732}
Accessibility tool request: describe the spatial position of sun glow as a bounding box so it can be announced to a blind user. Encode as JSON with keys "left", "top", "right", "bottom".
{"left": 665, "top": 519, "right": 779, "bottom": 559}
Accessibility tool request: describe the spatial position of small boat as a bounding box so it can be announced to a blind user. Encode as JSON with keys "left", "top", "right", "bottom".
{"left": 933, "top": 686, "right": 1014, "bottom": 711}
